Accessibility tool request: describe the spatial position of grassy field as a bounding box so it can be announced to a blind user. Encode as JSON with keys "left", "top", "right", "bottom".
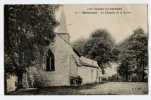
{"left": 8, "top": 82, "right": 148, "bottom": 95}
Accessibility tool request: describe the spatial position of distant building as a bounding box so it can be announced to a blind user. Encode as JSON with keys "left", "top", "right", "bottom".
{"left": 101, "top": 62, "right": 119, "bottom": 81}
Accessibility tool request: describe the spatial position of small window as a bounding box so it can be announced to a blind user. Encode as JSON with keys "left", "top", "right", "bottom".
{"left": 46, "top": 49, "right": 55, "bottom": 71}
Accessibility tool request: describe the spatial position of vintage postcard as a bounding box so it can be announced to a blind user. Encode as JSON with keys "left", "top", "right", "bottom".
{"left": 4, "top": 4, "right": 148, "bottom": 95}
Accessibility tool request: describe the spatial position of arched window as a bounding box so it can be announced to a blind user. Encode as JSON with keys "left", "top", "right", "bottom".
{"left": 46, "top": 49, "right": 55, "bottom": 71}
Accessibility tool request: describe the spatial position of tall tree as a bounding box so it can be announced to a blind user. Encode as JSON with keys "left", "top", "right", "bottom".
{"left": 82, "top": 29, "right": 115, "bottom": 74}
{"left": 118, "top": 28, "right": 148, "bottom": 81}
{"left": 4, "top": 5, "right": 59, "bottom": 89}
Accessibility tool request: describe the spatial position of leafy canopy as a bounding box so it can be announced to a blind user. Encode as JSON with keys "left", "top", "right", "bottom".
{"left": 118, "top": 28, "right": 148, "bottom": 81}
{"left": 5, "top": 5, "right": 59, "bottom": 73}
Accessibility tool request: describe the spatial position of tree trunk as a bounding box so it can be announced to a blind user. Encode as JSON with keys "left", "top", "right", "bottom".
{"left": 17, "top": 72, "right": 23, "bottom": 89}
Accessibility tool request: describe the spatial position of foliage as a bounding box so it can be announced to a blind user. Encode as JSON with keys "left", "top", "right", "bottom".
{"left": 72, "top": 38, "right": 86, "bottom": 56}
{"left": 5, "top": 5, "right": 58, "bottom": 72}
{"left": 72, "top": 29, "right": 115, "bottom": 74}
{"left": 118, "top": 28, "right": 148, "bottom": 81}
{"left": 111, "top": 46, "right": 120, "bottom": 62}
{"left": 4, "top": 5, "right": 59, "bottom": 89}
{"left": 108, "top": 74, "right": 119, "bottom": 82}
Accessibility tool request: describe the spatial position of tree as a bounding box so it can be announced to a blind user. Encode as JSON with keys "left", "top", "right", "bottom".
{"left": 118, "top": 28, "right": 148, "bottom": 81}
{"left": 111, "top": 45, "right": 120, "bottom": 62}
{"left": 4, "top": 5, "right": 59, "bottom": 89}
{"left": 72, "top": 38, "right": 86, "bottom": 56}
{"left": 82, "top": 29, "right": 115, "bottom": 74}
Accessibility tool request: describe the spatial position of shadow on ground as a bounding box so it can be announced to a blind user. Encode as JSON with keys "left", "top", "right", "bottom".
{"left": 7, "top": 83, "right": 99, "bottom": 95}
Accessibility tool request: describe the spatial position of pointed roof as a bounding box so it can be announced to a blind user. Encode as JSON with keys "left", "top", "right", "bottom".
{"left": 79, "top": 56, "right": 99, "bottom": 68}
{"left": 54, "top": 5, "right": 67, "bottom": 33}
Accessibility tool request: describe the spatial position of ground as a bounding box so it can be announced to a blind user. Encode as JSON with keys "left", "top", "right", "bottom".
{"left": 8, "top": 82, "right": 148, "bottom": 95}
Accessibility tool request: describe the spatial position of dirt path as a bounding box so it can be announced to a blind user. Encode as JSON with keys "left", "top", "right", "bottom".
{"left": 79, "top": 82, "right": 148, "bottom": 95}
{"left": 8, "top": 82, "right": 148, "bottom": 95}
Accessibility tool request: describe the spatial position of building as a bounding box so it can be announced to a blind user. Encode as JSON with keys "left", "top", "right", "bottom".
{"left": 23, "top": 32, "right": 102, "bottom": 87}
{"left": 6, "top": 6, "right": 102, "bottom": 92}
{"left": 6, "top": 33, "right": 102, "bottom": 92}
{"left": 78, "top": 56, "right": 102, "bottom": 84}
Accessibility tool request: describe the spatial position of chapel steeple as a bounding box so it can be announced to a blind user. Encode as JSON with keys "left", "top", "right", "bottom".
{"left": 55, "top": 5, "right": 67, "bottom": 33}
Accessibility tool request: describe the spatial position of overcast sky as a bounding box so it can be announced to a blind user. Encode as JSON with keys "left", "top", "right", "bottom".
{"left": 56, "top": 5, "right": 148, "bottom": 43}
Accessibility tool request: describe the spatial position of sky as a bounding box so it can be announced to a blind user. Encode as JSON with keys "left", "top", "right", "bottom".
{"left": 55, "top": 4, "right": 148, "bottom": 43}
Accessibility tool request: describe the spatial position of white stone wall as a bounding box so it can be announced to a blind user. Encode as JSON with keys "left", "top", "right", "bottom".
{"left": 30, "top": 35, "right": 79, "bottom": 87}
{"left": 24, "top": 34, "right": 101, "bottom": 87}
{"left": 69, "top": 54, "right": 78, "bottom": 77}
{"left": 78, "top": 66, "right": 100, "bottom": 84}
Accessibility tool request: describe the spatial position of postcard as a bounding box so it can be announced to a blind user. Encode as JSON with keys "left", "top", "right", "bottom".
{"left": 4, "top": 4, "right": 148, "bottom": 95}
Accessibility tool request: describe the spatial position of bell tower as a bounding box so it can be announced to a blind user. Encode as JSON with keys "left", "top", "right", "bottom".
{"left": 55, "top": 5, "right": 67, "bottom": 33}
{"left": 55, "top": 5, "right": 70, "bottom": 42}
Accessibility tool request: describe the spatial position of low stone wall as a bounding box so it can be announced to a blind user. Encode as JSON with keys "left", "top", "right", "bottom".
{"left": 6, "top": 73, "right": 17, "bottom": 93}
